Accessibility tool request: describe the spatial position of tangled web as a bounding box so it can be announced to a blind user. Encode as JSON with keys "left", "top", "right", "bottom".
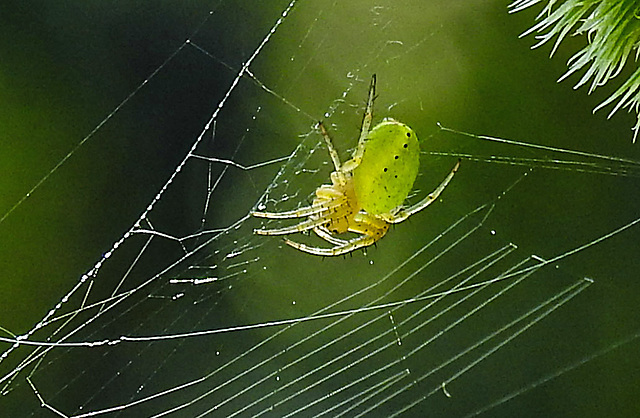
{"left": 2, "top": 1, "right": 640, "bottom": 417}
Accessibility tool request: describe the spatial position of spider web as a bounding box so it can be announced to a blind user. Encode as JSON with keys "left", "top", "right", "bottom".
{"left": 2, "top": 1, "right": 640, "bottom": 417}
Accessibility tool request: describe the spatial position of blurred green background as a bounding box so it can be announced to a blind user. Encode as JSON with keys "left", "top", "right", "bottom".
{"left": 1, "top": 1, "right": 640, "bottom": 416}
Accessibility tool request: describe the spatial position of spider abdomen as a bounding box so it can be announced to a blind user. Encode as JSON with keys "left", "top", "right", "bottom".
{"left": 352, "top": 119, "right": 420, "bottom": 215}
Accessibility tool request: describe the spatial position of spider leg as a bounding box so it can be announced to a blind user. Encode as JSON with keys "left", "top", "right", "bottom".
{"left": 251, "top": 191, "right": 345, "bottom": 219}
{"left": 285, "top": 214, "right": 388, "bottom": 256}
{"left": 317, "top": 121, "right": 343, "bottom": 172}
{"left": 386, "top": 159, "right": 461, "bottom": 224}
{"left": 252, "top": 205, "right": 327, "bottom": 220}
{"left": 343, "top": 74, "right": 376, "bottom": 172}
{"left": 358, "top": 74, "right": 376, "bottom": 146}
{"left": 284, "top": 234, "right": 377, "bottom": 257}
{"left": 313, "top": 225, "right": 350, "bottom": 246}
{"left": 254, "top": 215, "right": 331, "bottom": 236}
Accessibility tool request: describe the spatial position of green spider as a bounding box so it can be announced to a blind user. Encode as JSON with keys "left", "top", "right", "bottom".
{"left": 252, "top": 75, "right": 460, "bottom": 256}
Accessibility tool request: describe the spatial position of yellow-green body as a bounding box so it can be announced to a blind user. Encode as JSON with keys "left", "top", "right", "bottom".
{"left": 352, "top": 119, "right": 420, "bottom": 215}
{"left": 252, "top": 74, "right": 460, "bottom": 257}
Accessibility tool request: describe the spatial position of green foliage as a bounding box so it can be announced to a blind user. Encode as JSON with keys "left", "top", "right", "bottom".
{"left": 510, "top": 0, "right": 640, "bottom": 142}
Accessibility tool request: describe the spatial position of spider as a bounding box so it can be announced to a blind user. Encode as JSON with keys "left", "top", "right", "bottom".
{"left": 251, "top": 75, "right": 460, "bottom": 256}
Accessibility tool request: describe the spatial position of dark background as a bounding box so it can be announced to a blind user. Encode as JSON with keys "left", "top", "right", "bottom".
{"left": 1, "top": 1, "right": 639, "bottom": 416}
